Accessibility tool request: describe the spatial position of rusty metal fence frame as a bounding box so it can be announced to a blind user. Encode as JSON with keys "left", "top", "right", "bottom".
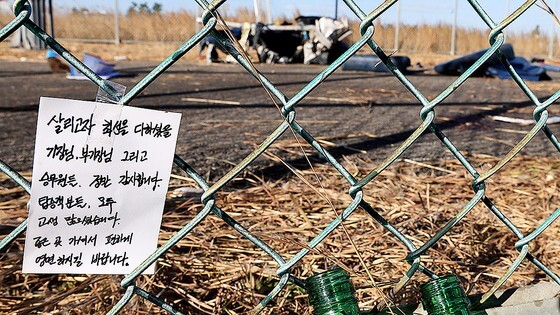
{"left": 1, "top": 0, "right": 560, "bottom": 314}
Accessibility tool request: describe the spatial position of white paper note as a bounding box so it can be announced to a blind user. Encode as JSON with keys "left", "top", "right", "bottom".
{"left": 23, "top": 97, "right": 181, "bottom": 274}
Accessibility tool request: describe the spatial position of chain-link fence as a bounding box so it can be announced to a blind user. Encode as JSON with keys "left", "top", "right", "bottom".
{"left": 1, "top": 0, "right": 560, "bottom": 314}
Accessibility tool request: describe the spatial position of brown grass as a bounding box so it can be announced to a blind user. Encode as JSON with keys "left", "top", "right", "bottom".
{"left": 1, "top": 10, "right": 558, "bottom": 61}
{"left": 1, "top": 154, "right": 559, "bottom": 314}
{"left": 350, "top": 20, "right": 557, "bottom": 58}
{"left": 51, "top": 12, "right": 560, "bottom": 58}
{"left": 52, "top": 12, "right": 197, "bottom": 42}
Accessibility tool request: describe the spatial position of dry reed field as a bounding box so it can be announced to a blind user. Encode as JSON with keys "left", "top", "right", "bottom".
{"left": 54, "top": 12, "right": 560, "bottom": 57}
{"left": 1, "top": 10, "right": 557, "bottom": 58}
{"left": 1, "top": 154, "right": 559, "bottom": 314}
{"left": 364, "top": 21, "right": 557, "bottom": 57}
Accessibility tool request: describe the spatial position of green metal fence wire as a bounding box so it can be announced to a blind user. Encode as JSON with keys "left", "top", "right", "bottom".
{"left": 1, "top": 0, "right": 560, "bottom": 313}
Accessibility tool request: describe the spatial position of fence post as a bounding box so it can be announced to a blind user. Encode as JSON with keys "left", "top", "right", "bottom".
{"left": 335, "top": 0, "right": 339, "bottom": 20}
{"left": 548, "top": 0, "right": 558, "bottom": 58}
{"left": 31, "top": 0, "right": 46, "bottom": 49}
{"left": 394, "top": 0, "right": 400, "bottom": 51}
{"left": 265, "top": 0, "right": 272, "bottom": 24}
{"left": 48, "top": 0, "right": 54, "bottom": 38}
{"left": 195, "top": 5, "right": 201, "bottom": 33}
{"left": 253, "top": 0, "right": 261, "bottom": 22}
{"left": 114, "top": 0, "right": 120, "bottom": 45}
{"left": 451, "top": 0, "right": 458, "bottom": 55}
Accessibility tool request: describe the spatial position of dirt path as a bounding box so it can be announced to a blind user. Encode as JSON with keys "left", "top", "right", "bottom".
{"left": 1, "top": 60, "right": 559, "bottom": 179}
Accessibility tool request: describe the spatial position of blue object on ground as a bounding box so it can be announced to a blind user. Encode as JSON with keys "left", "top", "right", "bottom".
{"left": 45, "top": 49, "right": 59, "bottom": 59}
{"left": 487, "top": 57, "right": 551, "bottom": 81}
{"left": 537, "top": 63, "right": 560, "bottom": 72}
{"left": 434, "top": 43, "right": 551, "bottom": 81}
{"left": 434, "top": 43, "right": 515, "bottom": 76}
{"left": 68, "top": 53, "right": 120, "bottom": 80}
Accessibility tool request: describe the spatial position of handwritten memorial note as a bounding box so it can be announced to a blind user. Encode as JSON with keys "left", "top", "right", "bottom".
{"left": 23, "top": 97, "right": 181, "bottom": 274}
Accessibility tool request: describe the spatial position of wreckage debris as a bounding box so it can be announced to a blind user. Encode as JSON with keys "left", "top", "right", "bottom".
{"left": 435, "top": 44, "right": 551, "bottom": 81}
{"left": 198, "top": 16, "right": 352, "bottom": 65}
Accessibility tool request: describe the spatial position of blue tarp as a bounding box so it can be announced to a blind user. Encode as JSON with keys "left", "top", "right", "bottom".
{"left": 68, "top": 53, "right": 120, "bottom": 80}
{"left": 537, "top": 63, "right": 560, "bottom": 72}
{"left": 434, "top": 43, "right": 551, "bottom": 81}
{"left": 487, "top": 57, "right": 550, "bottom": 81}
{"left": 434, "top": 44, "right": 515, "bottom": 76}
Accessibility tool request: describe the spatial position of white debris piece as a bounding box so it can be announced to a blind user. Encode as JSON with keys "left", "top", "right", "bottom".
{"left": 491, "top": 115, "right": 560, "bottom": 125}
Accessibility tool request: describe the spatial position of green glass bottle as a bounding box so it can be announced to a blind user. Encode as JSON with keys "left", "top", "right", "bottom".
{"left": 306, "top": 267, "right": 361, "bottom": 315}
{"left": 420, "top": 274, "right": 471, "bottom": 315}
